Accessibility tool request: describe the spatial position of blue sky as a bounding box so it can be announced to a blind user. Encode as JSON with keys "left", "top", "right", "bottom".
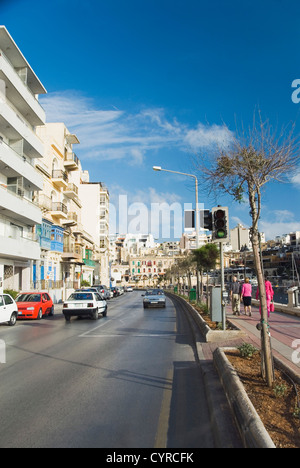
{"left": 2, "top": 0, "right": 300, "bottom": 240}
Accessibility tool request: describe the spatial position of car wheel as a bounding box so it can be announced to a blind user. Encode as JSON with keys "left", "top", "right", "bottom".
{"left": 92, "top": 309, "right": 98, "bottom": 320}
{"left": 8, "top": 312, "right": 17, "bottom": 326}
{"left": 48, "top": 306, "right": 54, "bottom": 316}
{"left": 102, "top": 306, "right": 107, "bottom": 317}
{"left": 37, "top": 308, "right": 43, "bottom": 320}
{"left": 64, "top": 314, "right": 71, "bottom": 322}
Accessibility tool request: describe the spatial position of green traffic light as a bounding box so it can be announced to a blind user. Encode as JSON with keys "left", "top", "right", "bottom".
{"left": 216, "top": 229, "right": 226, "bottom": 238}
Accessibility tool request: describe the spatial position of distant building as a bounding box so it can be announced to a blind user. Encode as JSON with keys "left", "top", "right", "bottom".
{"left": 230, "top": 224, "right": 251, "bottom": 251}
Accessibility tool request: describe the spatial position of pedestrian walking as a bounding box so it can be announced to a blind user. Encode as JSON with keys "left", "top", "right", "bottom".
{"left": 230, "top": 276, "right": 242, "bottom": 316}
{"left": 241, "top": 277, "right": 252, "bottom": 316}
{"left": 256, "top": 276, "right": 274, "bottom": 318}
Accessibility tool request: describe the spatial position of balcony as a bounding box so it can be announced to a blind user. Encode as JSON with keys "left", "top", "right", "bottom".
{"left": 38, "top": 193, "right": 52, "bottom": 212}
{"left": 0, "top": 232, "right": 40, "bottom": 260}
{"left": 0, "top": 139, "right": 43, "bottom": 190}
{"left": 64, "top": 182, "right": 78, "bottom": 200}
{"left": 61, "top": 211, "right": 78, "bottom": 227}
{"left": 49, "top": 202, "right": 68, "bottom": 220}
{"left": 0, "top": 100, "right": 44, "bottom": 159}
{"left": 0, "top": 183, "right": 42, "bottom": 226}
{"left": 51, "top": 169, "right": 68, "bottom": 189}
{"left": 64, "top": 152, "right": 79, "bottom": 171}
{"left": 0, "top": 51, "right": 46, "bottom": 126}
{"left": 51, "top": 225, "right": 64, "bottom": 253}
{"left": 83, "top": 248, "right": 96, "bottom": 267}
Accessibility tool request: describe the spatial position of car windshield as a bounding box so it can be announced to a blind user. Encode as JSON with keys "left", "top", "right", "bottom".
{"left": 68, "top": 293, "right": 93, "bottom": 301}
{"left": 16, "top": 294, "right": 41, "bottom": 302}
{"left": 145, "top": 289, "right": 164, "bottom": 296}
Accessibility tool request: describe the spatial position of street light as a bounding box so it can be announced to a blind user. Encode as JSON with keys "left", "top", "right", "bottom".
{"left": 152, "top": 165, "right": 199, "bottom": 248}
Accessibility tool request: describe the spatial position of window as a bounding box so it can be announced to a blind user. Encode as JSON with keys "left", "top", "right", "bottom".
{"left": 0, "top": 296, "right": 4, "bottom": 307}
{"left": 4, "top": 295, "right": 14, "bottom": 305}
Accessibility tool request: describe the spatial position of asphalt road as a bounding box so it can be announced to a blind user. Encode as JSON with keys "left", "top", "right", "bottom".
{"left": 0, "top": 291, "right": 215, "bottom": 448}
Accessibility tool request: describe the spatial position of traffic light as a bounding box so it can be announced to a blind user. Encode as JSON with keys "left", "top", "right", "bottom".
{"left": 212, "top": 206, "right": 229, "bottom": 242}
{"left": 202, "top": 209, "right": 212, "bottom": 231}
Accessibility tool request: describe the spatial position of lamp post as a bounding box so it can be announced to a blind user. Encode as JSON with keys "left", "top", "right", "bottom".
{"left": 153, "top": 166, "right": 200, "bottom": 298}
{"left": 153, "top": 166, "right": 199, "bottom": 248}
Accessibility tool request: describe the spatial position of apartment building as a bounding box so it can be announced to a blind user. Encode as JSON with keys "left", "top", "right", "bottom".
{"left": 35, "top": 122, "right": 99, "bottom": 301}
{"left": 79, "top": 177, "right": 110, "bottom": 286}
{"left": 0, "top": 26, "right": 46, "bottom": 292}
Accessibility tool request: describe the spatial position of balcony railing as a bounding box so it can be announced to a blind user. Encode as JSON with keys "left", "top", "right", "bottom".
{"left": 52, "top": 170, "right": 68, "bottom": 182}
{"left": 64, "top": 152, "right": 79, "bottom": 166}
{"left": 52, "top": 202, "right": 68, "bottom": 215}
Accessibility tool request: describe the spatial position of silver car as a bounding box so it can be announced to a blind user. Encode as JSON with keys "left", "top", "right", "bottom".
{"left": 142, "top": 289, "right": 166, "bottom": 309}
{"left": 92, "top": 285, "right": 111, "bottom": 300}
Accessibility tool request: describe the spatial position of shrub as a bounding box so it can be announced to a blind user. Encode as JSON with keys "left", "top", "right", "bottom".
{"left": 237, "top": 343, "right": 259, "bottom": 359}
{"left": 3, "top": 289, "right": 19, "bottom": 299}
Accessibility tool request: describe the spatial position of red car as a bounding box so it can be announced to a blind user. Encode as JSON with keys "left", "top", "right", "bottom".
{"left": 16, "top": 292, "right": 54, "bottom": 320}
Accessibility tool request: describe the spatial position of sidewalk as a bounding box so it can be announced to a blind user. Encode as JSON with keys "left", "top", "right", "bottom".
{"left": 226, "top": 304, "right": 300, "bottom": 379}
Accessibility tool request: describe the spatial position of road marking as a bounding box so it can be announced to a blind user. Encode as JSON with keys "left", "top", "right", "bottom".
{"left": 80, "top": 333, "right": 180, "bottom": 338}
{"left": 154, "top": 367, "right": 173, "bottom": 448}
{"left": 78, "top": 320, "right": 111, "bottom": 337}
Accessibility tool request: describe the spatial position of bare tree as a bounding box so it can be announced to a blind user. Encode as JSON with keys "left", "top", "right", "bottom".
{"left": 194, "top": 113, "right": 300, "bottom": 387}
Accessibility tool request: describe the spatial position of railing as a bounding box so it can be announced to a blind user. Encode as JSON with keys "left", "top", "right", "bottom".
{"left": 0, "top": 181, "right": 39, "bottom": 208}
{"left": 64, "top": 152, "right": 79, "bottom": 166}
{"left": 52, "top": 202, "right": 68, "bottom": 214}
{"left": 52, "top": 170, "right": 68, "bottom": 182}
{"left": 0, "top": 50, "right": 40, "bottom": 101}
{"left": 65, "top": 183, "right": 78, "bottom": 195}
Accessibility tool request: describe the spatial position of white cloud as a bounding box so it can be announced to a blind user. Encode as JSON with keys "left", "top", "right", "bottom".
{"left": 292, "top": 171, "right": 300, "bottom": 189}
{"left": 184, "top": 123, "right": 233, "bottom": 149}
{"left": 40, "top": 91, "right": 233, "bottom": 165}
{"left": 259, "top": 220, "right": 300, "bottom": 240}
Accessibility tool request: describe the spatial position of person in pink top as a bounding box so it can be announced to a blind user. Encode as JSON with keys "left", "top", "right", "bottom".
{"left": 256, "top": 276, "right": 274, "bottom": 318}
{"left": 241, "top": 277, "right": 252, "bottom": 316}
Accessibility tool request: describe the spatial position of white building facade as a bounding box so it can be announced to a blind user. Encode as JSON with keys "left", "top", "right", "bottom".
{"left": 79, "top": 178, "right": 110, "bottom": 286}
{"left": 0, "top": 26, "right": 46, "bottom": 292}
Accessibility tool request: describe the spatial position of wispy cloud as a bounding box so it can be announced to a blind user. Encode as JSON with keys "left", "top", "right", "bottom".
{"left": 259, "top": 210, "right": 300, "bottom": 240}
{"left": 40, "top": 91, "right": 233, "bottom": 165}
{"left": 292, "top": 170, "right": 300, "bottom": 189}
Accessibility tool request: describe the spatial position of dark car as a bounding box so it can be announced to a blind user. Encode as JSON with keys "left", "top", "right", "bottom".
{"left": 110, "top": 286, "right": 119, "bottom": 297}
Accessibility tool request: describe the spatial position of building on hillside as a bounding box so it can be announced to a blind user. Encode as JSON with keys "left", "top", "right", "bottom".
{"left": 0, "top": 26, "right": 46, "bottom": 292}
{"left": 230, "top": 224, "right": 251, "bottom": 251}
{"left": 179, "top": 231, "right": 209, "bottom": 251}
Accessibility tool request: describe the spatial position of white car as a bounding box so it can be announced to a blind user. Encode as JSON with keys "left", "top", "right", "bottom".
{"left": 0, "top": 293, "right": 18, "bottom": 326}
{"left": 63, "top": 291, "right": 107, "bottom": 322}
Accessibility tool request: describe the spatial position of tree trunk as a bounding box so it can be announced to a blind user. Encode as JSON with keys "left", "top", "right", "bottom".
{"left": 249, "top": 187, "right": 274, "bottom": 387}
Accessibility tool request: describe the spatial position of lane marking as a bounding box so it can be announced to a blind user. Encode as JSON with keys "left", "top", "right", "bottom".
{"left": 154, "top": 367, "right": 173, "bottom": 448}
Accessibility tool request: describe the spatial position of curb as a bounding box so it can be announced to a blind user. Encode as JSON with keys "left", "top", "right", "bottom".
{"left": 213, "top": 347, "right": 276, "bottom": 449}
{"left": 168, "top": 293, "right": 247, "bottom": 342}
{"left": 167, "top": 293, "right": 243, "bottom": 447}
